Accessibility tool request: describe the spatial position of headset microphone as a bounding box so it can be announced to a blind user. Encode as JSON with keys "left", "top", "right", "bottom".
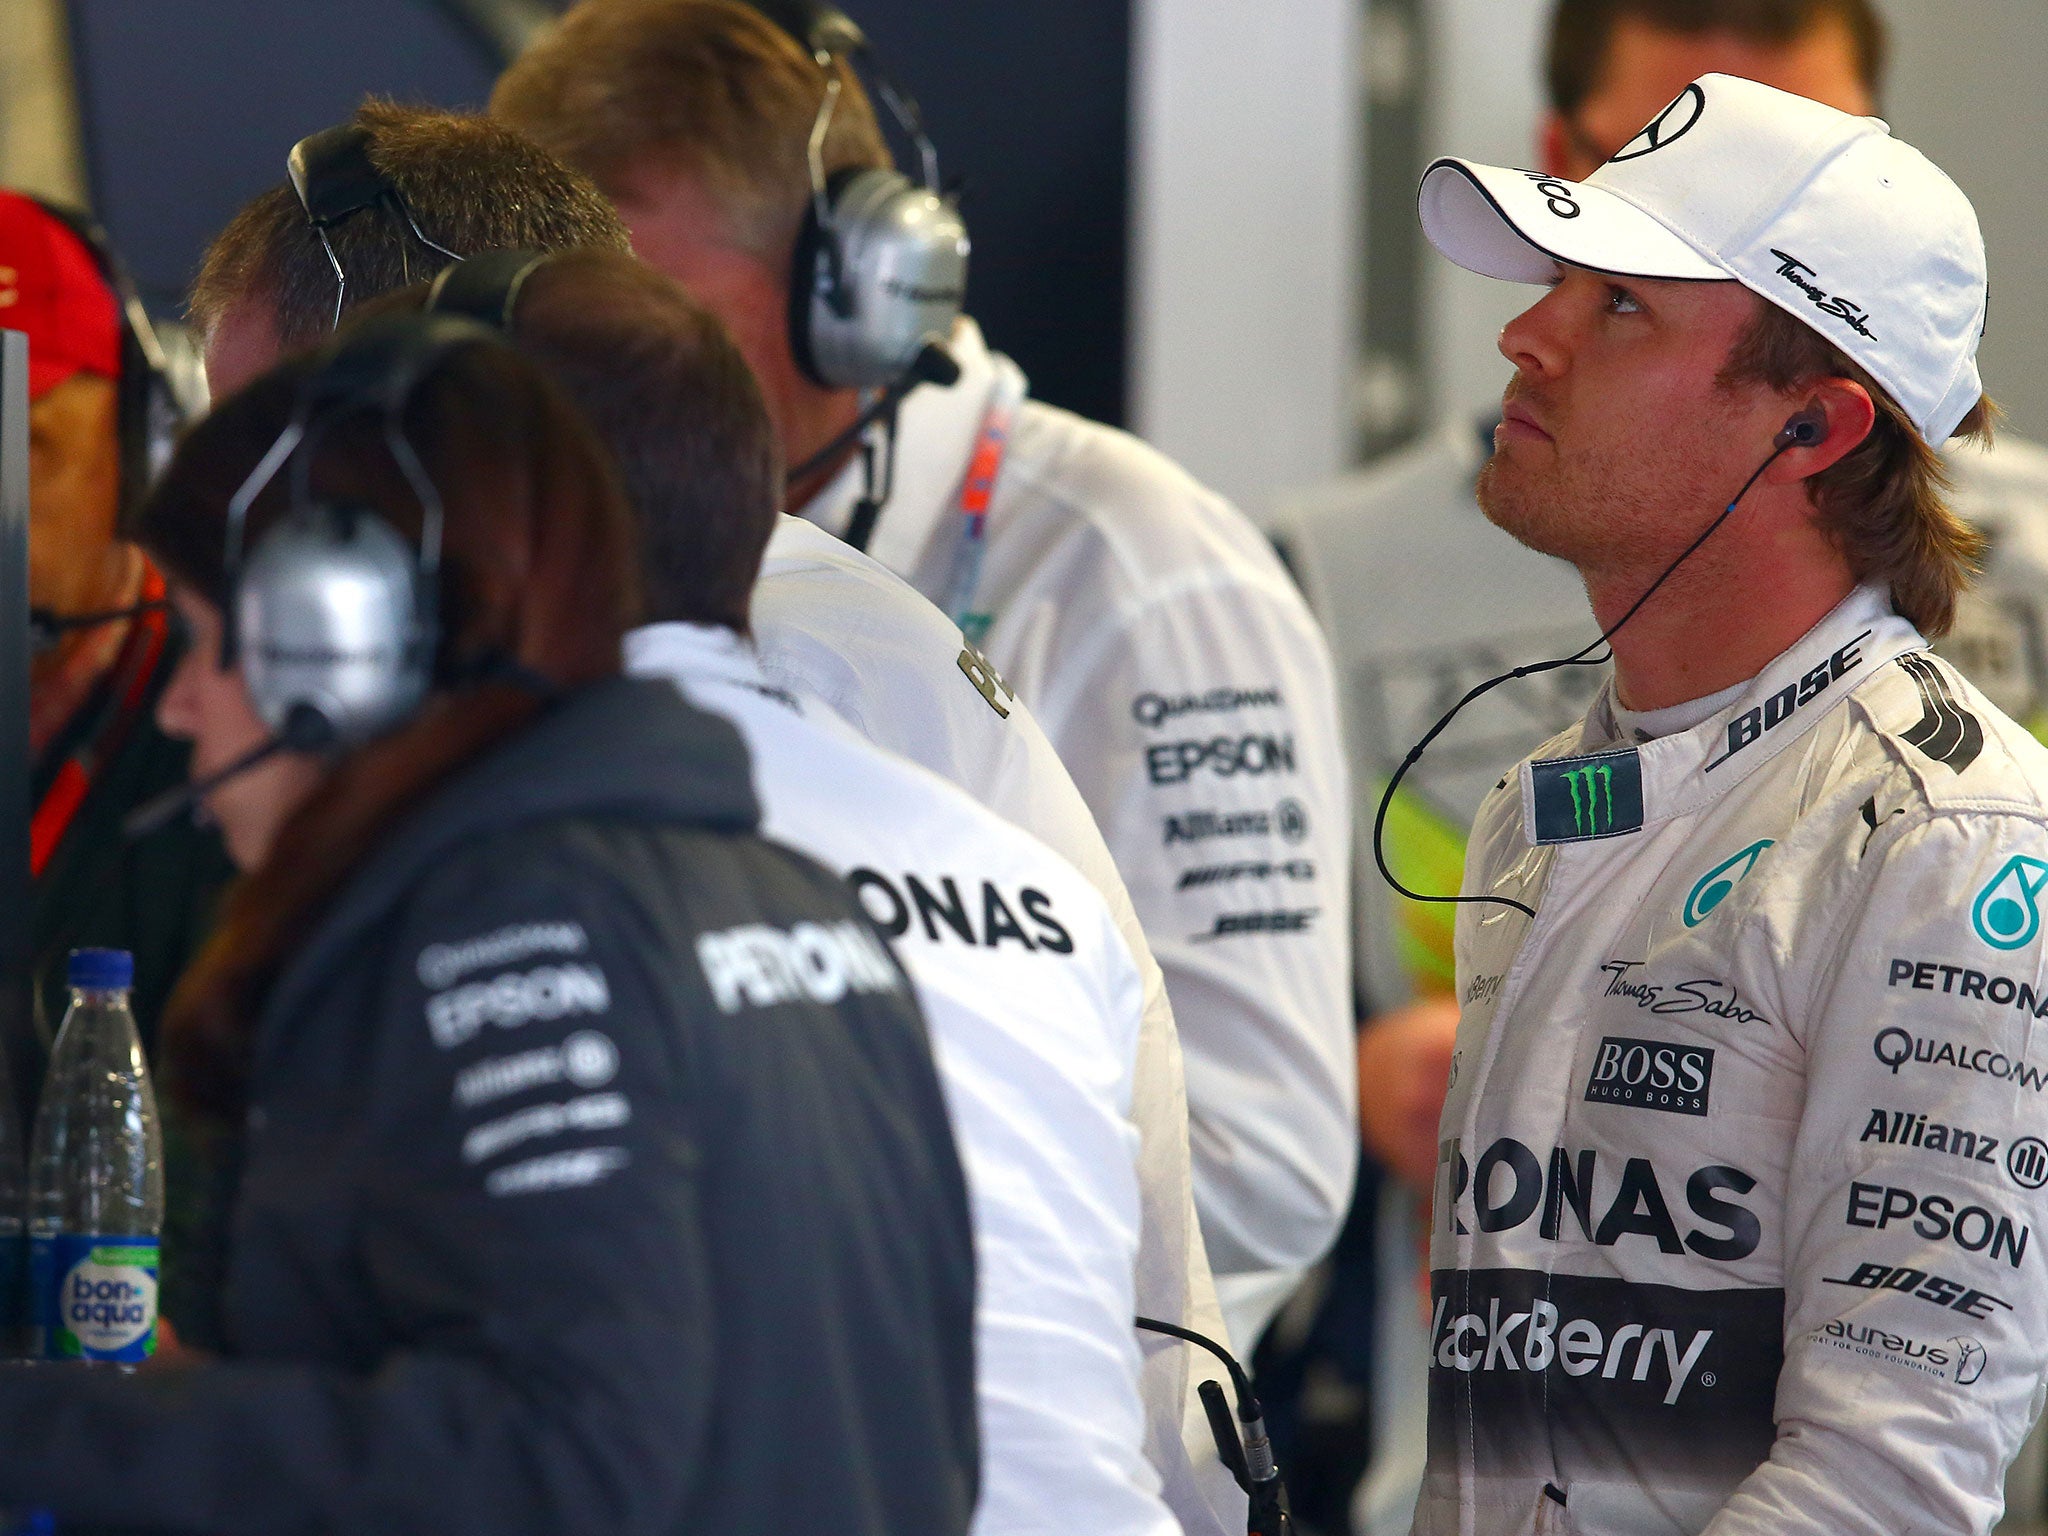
{"left": 122, "top": 704, "right": 334, "bottom": 839}
{"left": 1373, "top": 412, "right": 1826, "bottom": 920}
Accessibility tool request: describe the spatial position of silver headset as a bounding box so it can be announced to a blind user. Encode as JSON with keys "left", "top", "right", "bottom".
{"left": 770, "top": 0, "right": 971, "bottom": 390}
{"left": 219, "top": 312, "right": 500, "bottom": 749}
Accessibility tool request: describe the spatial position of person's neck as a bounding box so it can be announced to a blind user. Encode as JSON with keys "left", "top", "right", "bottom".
{"left": 781, "top": 385, "right": 867, "bottom": 513}
{"left": 31, "top": 547, "right": 147, "bottom": 757}
{"left": 1588, "top": 535, "right": 1856, "bottom": 713}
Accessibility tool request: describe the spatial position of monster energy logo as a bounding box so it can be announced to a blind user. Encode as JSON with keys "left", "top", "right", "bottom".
{"left": 1529, "top": 747, "right": 1646, "bottom": 844}
{"left": 1563, "top": 762, "right": 1616, "bottom": 834}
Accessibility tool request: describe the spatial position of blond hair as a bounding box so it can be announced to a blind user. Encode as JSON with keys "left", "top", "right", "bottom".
{"left": 1718, "top": 298, "right": 1995, "bottom": 638}
{"left": 492, "top": 0, "right": 892, "bottom": 268}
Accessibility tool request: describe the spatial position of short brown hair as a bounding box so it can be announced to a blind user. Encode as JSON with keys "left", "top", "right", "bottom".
{"left": 1718, "top": 297, "right": 1994, "bottom": 639}
{"left": 1547, "top": 0, "right": 1887, "bottom": 118}
{"left": 391, "top": 249, "right": 781, "bottom": 631}
{"left": 189, "top": 99, "right": 631, "bottom": 351}
{"left": 491, "top": 0, "right": 891, "bottom": 266}
{"left": 140, "top": 326, "right": 638, "bottom": 1123}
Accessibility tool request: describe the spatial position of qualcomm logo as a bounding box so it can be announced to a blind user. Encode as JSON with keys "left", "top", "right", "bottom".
{"left": 1683, "top": 839, "right": 1774, "bottom": 927}
{"left": 1972, "top": 856, "right": 2048, "bottom": 951}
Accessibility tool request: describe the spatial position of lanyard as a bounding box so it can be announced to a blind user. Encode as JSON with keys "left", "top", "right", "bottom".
{"left": 940, "top": 358, "right": 1026, "bottom": 644}
{"left": 32, "top": 567, "right": 170, "bottom": 878}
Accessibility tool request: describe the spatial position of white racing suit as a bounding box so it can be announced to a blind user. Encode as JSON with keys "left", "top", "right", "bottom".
{"left": 1421, "top": 584, "right": 2048, "bottom": 1536}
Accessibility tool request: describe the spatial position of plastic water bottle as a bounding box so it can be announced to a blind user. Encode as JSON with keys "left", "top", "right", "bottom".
{"left": 0, "top": 1046, "right": 23, "bottom": 1358}
{"left": 26, "top": 949, "right": 164, "bottom": 1365}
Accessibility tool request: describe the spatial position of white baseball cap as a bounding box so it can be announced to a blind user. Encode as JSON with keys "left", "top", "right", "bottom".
{"left": 1418, "top": 73, "right": 1987, "bottom": 443}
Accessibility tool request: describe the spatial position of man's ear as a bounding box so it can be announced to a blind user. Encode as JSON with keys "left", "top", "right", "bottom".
{"left": 1538, "top": 113, "right": 1570, "bottom": 179}
{"left": 1764, "top": 378, "right": 1876, "bottom": 487}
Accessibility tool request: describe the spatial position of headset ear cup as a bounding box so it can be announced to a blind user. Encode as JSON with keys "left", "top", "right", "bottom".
{"left": 239, "top": 506, "right": 432, "bottom": 746}
{"left": 788, "top": 173, "right": 855, "bottom": 390}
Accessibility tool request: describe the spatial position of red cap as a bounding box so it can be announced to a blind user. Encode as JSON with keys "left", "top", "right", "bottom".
{"left": 0, "top": 189, "right": 121, "bottom": 400}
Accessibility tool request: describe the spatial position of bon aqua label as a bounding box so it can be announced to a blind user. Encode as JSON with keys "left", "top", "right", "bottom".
{"left": 37, "top": 1236, "right": 158, "bottom": 1363}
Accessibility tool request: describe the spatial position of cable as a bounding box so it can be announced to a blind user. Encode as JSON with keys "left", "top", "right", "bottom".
{"left": 1135, "top": 1316, "right": 1289, "bottom": 1532}
{"left": 1371, "top": 431, "right": 1804, "bottom": 920}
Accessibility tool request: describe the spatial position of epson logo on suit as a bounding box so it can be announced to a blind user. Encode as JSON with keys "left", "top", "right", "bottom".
{"left": 1144, "top": 733, "right": 1297, "bottom": 785}
{"left": 1584, "top": 1035, "right": 1714, "bottom": 1116}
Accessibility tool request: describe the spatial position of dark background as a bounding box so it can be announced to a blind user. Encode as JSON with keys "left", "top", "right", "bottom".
{"left": 64, "top": 0, "right": 1131, "bottom": 424}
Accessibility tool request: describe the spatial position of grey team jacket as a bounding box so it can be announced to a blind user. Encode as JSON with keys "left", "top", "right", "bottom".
{"left": 0, "top": 677, "right": 979, "bottom": 1536}
{"left": 1419, "top": 585, "right": 2048, "bottom": 1536}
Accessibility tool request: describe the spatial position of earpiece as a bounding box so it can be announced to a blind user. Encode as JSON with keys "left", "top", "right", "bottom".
{"left": 754, "top": 1, "right": 971, "bottom": 390}
{"left": 220, "top": 312, "right": 504, "bottom": 748}
{"left": 1774, "top": 407, "right": 1829, "bottom": 451}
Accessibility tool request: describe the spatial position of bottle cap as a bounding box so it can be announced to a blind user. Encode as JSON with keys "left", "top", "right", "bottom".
{"left": 67, "top": 948, "right": 134, "bottom": 990}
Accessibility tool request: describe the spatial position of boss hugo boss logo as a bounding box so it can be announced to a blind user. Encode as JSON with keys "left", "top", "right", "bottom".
{"left": 1529, "top": 748, "right": 1644, "bottom": 844}
{"left": 1609, "top": 82, "right": 1706, "bottom": 162}
{"left": 1584, "top": 1035, "right": 1713, "bottom": 1115}
{"left": 1705, "top": 630, "right": 1868, "bottom": 771}
{"left": 1767, "top": 249, "right": 1876, "bottom": 339}
{"left": 1437, "top": 1135, "right": 1759, "bottom": 1260}
{"left": 1824, "top": 1260, "right": 2011, "bottom": 1321}
{"left": 1845, "top": 1181, "right": 2030, "bottom": 1269}
{"left": 1519, "top": 170, "right": 1581, "bottom": 219}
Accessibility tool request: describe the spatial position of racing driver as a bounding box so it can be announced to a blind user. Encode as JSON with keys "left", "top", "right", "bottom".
{"left": 1414, "top": 74, "right": 2048, "bottom": 1534}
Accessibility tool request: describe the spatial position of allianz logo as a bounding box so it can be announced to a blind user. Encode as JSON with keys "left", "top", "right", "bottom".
{"left": 1429, "top": 1294, "right": 1712, "bottom": 1407}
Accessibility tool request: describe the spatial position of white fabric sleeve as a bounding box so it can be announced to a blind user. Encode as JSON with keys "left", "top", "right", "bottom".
{"left": 1035, "top": 570, "right": 1357, "bottom": 1282}
{"left": 1705, "top": 811, "right": 2048, "bottom": 1536}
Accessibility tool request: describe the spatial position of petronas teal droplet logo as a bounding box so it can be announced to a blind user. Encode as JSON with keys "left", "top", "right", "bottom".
{"left": 1683, "top": 839, "right": 1775, "bottom": 927}
{"left": 1971, "top": 856, "right": 2048, "bottom": 951}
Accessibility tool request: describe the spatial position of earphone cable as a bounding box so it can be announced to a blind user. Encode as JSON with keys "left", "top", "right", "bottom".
{"left": 1371, "top": 436, "right": 1797, "bottom": 920}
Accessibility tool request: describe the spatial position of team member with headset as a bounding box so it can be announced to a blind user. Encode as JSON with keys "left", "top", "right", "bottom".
{"left": 0, "top": 189, "right": 230, "bottom": 1044}
{"left": 419, "top": 243, "right": 1182, "bottom": 1536}
{"left": 0, "top": 309, "right": 978, "bottom": 1536}
{"left": 1414, "top": 75, "right": 2048, "bottom": 1534}
{"left": 493, "top": 0, "right": 1357, "bottom": 1356}
{"left": 189, "top": 99, "right": 1246, "bottom": 1533}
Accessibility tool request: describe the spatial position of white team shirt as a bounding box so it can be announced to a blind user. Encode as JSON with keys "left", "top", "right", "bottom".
{"left": 1424, "top": 584, "right": 2048, "bottom": 1535}
{"left": 1270, "top": 419, "right": 2048, "bottom": 1017}
{"left": 746, "top": 530, "right": 1246, "bottom": 1535}
{"left": 627, "top": 621, "right": 1177, "bottom": 1536}
{"left": 800, "top": 319, "right": 1358, "bottom": 1348}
